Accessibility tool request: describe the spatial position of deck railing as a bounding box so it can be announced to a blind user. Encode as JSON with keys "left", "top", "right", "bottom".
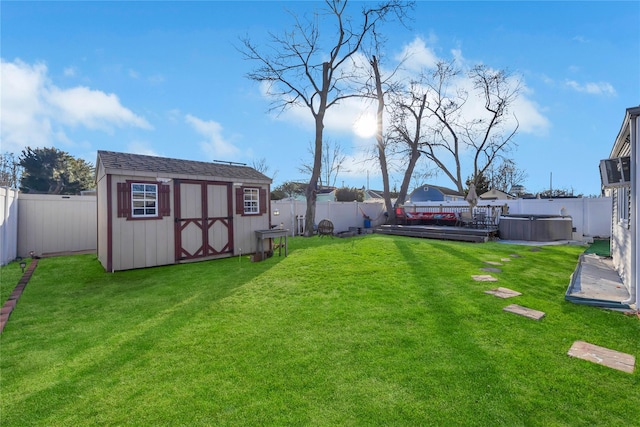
{"left": 400, "top": 204, "right": 506, "bottom": 227}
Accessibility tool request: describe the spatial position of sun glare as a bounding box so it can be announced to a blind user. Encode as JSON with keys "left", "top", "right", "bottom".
{"left": 353, "top": 114, "right": 377, "bottom": 139}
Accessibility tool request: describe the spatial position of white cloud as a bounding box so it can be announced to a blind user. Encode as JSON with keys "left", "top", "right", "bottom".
{"left": 0, "top": 59, "right": 52, "bottom": 152}
{"left": 565, "top": 79, "right": 616, "bottom": 96}
{"left": 511, "top": 91, "right": 550, "bottom": 135}
{"left": 395, "top": 36, "right": 440, "bottom": 72}
{"left": 48, "top": 86, "right": 152, "bottom": 130}
{"left": 185, "top": 114, "right": 240, "bottom": 159}
{"left": 0, "top": 58, "right": 152, "bottom": 153}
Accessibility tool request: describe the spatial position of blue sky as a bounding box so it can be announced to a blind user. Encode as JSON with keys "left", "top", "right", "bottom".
{"left": 2, "top": 1, "right": 638, "bottom": 196}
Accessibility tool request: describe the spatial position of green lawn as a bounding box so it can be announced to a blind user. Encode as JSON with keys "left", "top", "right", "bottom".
{"left": 1, "top": 235, "right": 638, "bottom": 426}
{"left": 584, "top": 239, "right": 611, "bottom": 257}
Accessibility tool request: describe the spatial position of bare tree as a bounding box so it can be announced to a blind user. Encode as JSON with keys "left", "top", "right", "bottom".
{"left": 370, "top": 55, "right": 395, "bottom": 221}
{"left": 386, "top": 78, "right": 430, "bottom": 207}
{"left": 241, "top": 0, "right": 411, "bottom": 236}
{"left": 464, "top": 64, "right": 520, "bottom": 189}
{"left": 386, "top": 59, "right": 521, "bottom": 196}
{"left": 298, "top": 139, "right": 347, "bottom": 188}
{"left": 366, "top": 55, "right": 438, "bottom": 221}
{"left": 252, "top": 157, "right": 279, "bottom": 182}
{"left": 489, "top": 158, "right": 527, "bottom": 193}
{"left": 0, "top": 152, "right": 21, "bottom": 188}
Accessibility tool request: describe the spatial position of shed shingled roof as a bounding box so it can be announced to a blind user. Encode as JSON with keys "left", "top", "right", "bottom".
{"left": 97, "top": 150, "right": 271, "bottom": 183}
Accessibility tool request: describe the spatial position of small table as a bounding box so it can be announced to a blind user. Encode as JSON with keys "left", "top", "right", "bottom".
{"left": 255, "top": 229, "right": 289, "bottom": 259}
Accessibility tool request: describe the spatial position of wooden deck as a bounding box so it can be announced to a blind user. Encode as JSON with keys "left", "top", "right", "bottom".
{"left": 375, "top": 224, "right": 497, "bottom": 243}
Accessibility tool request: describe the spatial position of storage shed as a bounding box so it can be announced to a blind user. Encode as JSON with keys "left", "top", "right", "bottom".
{"left": 96, "top": 150, "right": 272, "bottom": 272}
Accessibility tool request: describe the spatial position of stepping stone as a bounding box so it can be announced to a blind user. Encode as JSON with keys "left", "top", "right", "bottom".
{"left": 484, "top": 261, "right": 503, "bottom": 266}
{"left": 485, "top": 287, "right": 522, "bottom": 299}
{"left": 568, "top": 341, "right": 635, "bottom": 373}
{"left": 472, "top": 275, "right": 498, "bottom": 282}
{"left": 503, "top": 304, "right": 545, "bottom": 320}
{"left": 509, "top": 254, "right": 522, "bottom": 258}
{"left": 500, "top": 258, "right": 512, "bottom": 262}
{"left": 481, "top": 267, "right": 502, "bottom": 273}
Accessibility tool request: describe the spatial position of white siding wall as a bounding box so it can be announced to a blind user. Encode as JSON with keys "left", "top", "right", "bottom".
{"left": 0, "top": 187, "right": 19, "bottom": 265}
{"left": 17, "top": 193, "right": 97, "bottom": 258}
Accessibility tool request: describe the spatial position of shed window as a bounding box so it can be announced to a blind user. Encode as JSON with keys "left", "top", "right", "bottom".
{"left": 243, "top": 188, "right": 260, "bottom": 215}
{"left": 117, "top": 181, "right": 171, "bottom": 220}
{"left": 235, "top": 186, "right": 267, "bottom": 216}
{"left": 132, "top": 183, "right": 158, "bottom": 217}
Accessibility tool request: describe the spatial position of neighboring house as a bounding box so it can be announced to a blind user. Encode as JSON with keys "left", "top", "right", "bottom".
{"left": 95, "top": 151, "right": 271, "bottom": 272}
{"left": 316, "top": 188, "right": 336, "bottom": 202}
{"left": 285, "top": 185, "right": 336, "bottom": 202}
{"left": 479, "top": 189, "right": 516, "bottom": 200}
{"left": 601, "top": 106, "right": 639, "bottom": 308}
{"left": 364, "top": 189, "right": 384, "bottom": 201}
{"left": 408, "top": 185, "right": 465, "bottom": 203}
{"left": 364, "top": 189, "right": 397, "bottom": 206}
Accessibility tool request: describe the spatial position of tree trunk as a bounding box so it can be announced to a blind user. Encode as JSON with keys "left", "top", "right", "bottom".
{"left": 304, "top": 114, "right": 323, "bottom": 236}
{"left": 371, "top": 56, "right": 394, "bottom": 223}
{"left": 395, "top": 145, "right": 420, "bottom": 209}
{"left": 304, "top": 62, "right": 330, "bottom": 237}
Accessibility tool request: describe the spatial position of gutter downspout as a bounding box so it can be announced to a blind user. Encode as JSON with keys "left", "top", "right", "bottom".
{"left": 623, "top": 113, "right": 638, "bottom": 308}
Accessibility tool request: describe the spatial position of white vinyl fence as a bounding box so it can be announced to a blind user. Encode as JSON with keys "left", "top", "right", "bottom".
{"left": 0, "top": 193, "right": 613, "bottom": 266}
{"left": 274, "top": 196, "right": 612, "bottom": 240}
{"left": 1, "top": 187, "right": 19, "bottom": 266}
{"left": 271, "top": 200, "right": 387, "bottom": 236}
{"left": 17, "top": 194, "right": 97, "bottom": 259}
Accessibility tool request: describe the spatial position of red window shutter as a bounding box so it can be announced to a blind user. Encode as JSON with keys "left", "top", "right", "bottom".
{"left": 259, "top": 188, "right": 267, "bottom": 214}
{"left": 159, "top": 184, "right": 171, "bottom": 217}
{"left": 235, "top": 187, "right": 244, "bottom": 215}
{"left": 117, "top": 182, "right": 131, "bottom": 218}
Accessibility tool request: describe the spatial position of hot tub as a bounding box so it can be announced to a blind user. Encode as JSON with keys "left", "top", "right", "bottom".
{"left": 498, "top": 215, "right": 572, "bottom": 241}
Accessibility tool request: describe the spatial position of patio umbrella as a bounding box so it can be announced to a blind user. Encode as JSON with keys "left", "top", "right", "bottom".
{"left": 466, "top": 183, "right": 478, "bottom": 209}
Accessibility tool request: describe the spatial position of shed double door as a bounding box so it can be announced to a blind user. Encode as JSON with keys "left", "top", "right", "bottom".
{"left": 175, "top": 180, "right": 233, "bottom": 261}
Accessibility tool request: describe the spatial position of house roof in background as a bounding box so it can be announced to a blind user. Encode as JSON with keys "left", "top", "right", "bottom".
{"left": 479, "top": 189, "right": 516, "bottom": 200}
{"left": 415, "top": 185, "right": 464, "bottom": 197}
{"left": 97, "top": 150, "right": 271, "bottom": 183}
{"left": 365, "top": 190, "right": 384, "bottom": 199}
